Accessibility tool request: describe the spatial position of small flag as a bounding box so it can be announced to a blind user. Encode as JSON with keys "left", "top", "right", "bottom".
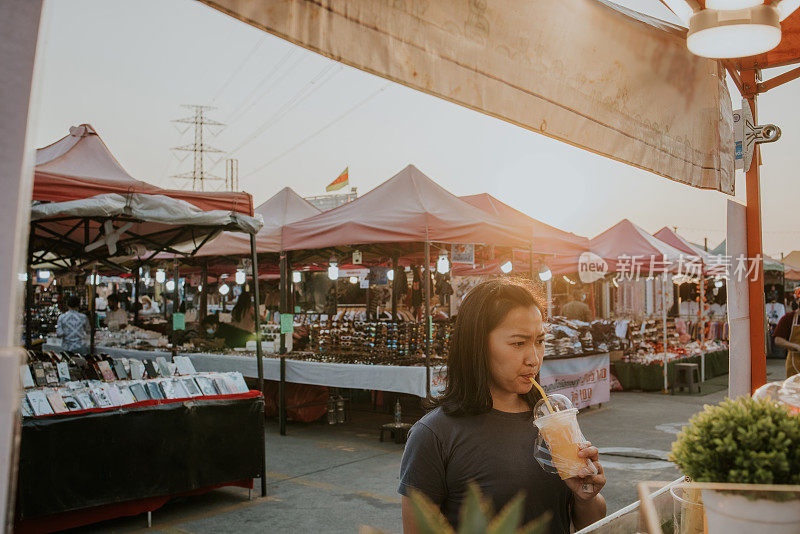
{"left": 326, "top": 167, "right": 349, "bottom": 192}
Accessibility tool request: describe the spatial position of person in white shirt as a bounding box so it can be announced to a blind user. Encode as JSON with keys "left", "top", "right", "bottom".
{"left": 139, "top": 295, "right": 160, "bottom": 315}
{"left": 106, "top": 294, "right": 128, "bottom": 330}
{"left": 766, "top": 297, "right": 786, "bottom": 327}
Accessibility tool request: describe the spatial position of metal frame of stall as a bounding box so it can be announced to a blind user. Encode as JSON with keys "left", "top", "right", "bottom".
{"left": 24, "top": 213, "right": 268, "bottom": 498}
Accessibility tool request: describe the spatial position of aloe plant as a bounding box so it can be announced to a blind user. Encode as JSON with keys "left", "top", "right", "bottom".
{"left": 407, "top": 483, "right": 551, "bottom": 534}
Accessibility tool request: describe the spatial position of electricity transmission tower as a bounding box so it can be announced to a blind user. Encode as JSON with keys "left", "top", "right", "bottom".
{"left": 171, "top": 105, "right": 225, "bottom": 191}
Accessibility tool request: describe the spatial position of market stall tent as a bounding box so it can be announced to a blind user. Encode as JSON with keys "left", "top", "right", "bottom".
{"left": 781, "top": 251, "right": 800, "bottom": 272}
{"left": 704, "top": 239, "right": 785, "bottom": 273}
{"left": 589, "top": 219, "right": 687, "bottom": 273}
{"left": 282, "top": 164, "right": 532, "bottom": 251}
{"left": 28, "top": 193, "right": 262, "bottom": 272}
{"left": 190, "top": 187, "right": 320, "bottom": 257}
{"left": 458, "top": 193, "right": 589, "bottom": 256}
{"left": 34, "top": 124, "right": 254, "bottom": 216}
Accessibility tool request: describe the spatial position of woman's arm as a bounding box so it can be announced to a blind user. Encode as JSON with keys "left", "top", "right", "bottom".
{"left": 565, "top": 445, "right": 607, "bottom": 530}
{"left": 572, "top": 493, "right": 607, "bottom": 530}
{"left": 401, "top": 496, "right": 419, "bottom": 534}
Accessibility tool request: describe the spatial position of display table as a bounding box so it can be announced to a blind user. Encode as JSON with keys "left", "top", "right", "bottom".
{"left": 186, "top": 352, "right": 607, "bottom": 403}
{"left": 611, "top": 350, "right": 729, "bottom": 392}
{"left": 42, "top": 343, "right": 171, "bottom": 361}
{"left": 540, "top": 353, "right": 610, "bottom": 409}
{"left": 186, "top": 353, "right": 446, "bottom": 397}
{"left": 15, "top": 391, "right": 265, "bottom": 532}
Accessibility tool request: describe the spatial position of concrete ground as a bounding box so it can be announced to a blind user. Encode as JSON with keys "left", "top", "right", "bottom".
{"left": 67, "top": 359, "right": 786, "bottom": 533}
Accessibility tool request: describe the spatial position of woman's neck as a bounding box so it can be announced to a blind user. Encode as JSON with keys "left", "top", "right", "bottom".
{"left": 489, "top": 386, "right": 529, "bottom": 413}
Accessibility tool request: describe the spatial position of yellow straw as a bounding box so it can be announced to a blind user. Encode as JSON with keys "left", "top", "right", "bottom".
{"left": 529, "top": 377, "right": 554, "bottom": 414}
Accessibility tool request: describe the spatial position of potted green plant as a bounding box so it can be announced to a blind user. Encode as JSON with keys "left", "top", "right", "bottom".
{"left": 669, "top": 397, "right": 800, "bottom": 533}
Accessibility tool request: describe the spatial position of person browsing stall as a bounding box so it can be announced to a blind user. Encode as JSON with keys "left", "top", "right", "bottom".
{"left": 105, "top": 294, "right": 128, "bottom": 330}
{"left": 398, "top": 278, "right": 606, "bottom": 533}
{"left": 56, "top": 296, "right": 90, "bottom": 354}
{"left": 560, "top": 291, "right": 591, "bottom": 322}
{"left": 774, "top": 293, "right": 800, "bottom": 377}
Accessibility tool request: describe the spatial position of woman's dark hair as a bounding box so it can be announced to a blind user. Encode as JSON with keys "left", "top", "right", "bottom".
{"left": 231, "top": 291, "right": 252, "bottom": 323}
{"left": 428, "top": 277, "right": 547, "bottom": 416}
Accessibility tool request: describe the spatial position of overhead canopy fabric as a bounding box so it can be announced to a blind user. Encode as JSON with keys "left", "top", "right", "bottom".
{"left": 33, "top": 125, "right": 254, "bottom": 216}
{"left": 589, "top": 218, "right": 687, "bottom": 273}
{"left": 29, "top": 193, "right": 263, "bottom": 271}
{"left": 200, "top": 0, "right": 734, "bottom": 194}
{"left": 459, "top": 193, "right": 589, "bottom": 256}
{"left": 281, "top": 164, "right": 532, "bottom": 251}
{"left": 191, "top": 186, "right": 320, "bottom": 257}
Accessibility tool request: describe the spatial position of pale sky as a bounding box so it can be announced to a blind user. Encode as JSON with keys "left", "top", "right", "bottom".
{"left": 33, "top": 0, "right": 799, "bottom": 257}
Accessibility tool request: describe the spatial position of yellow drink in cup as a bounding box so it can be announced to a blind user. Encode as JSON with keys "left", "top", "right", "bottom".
{"left": 533, "top": 408, "right": 594, "bottom": 480}
{"left": 529, "top": 385, "right": 597, "bottom": 480}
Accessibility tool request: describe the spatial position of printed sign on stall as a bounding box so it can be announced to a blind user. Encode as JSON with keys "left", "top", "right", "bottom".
{"left": 451, "top": 244, "right": 475, "bottom": 264}
{"left": 280, "top": 313, "right": 294, "bottom": 334}
{"left": 538, "top": 354, "right": 610, "bottom": 410}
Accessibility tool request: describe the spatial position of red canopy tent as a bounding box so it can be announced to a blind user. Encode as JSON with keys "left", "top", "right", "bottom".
{"left": 33, "top": 124, "right": 254, "bottom": 216}
{"left": 459, "top": 193, "right": 589, "bottom": 256}
{"left": 188, "top": 187, "right": 320, "bottom": 258}
{"left": 589, "top": 219, "right": 686, "bottom": 274}
{"left": 282, "top": 165, "right": 531, "bottom": 251}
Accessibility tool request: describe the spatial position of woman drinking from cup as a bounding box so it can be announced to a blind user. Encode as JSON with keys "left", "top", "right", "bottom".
{"left": 398, "top": 278, "right": 606, "bottom": 533}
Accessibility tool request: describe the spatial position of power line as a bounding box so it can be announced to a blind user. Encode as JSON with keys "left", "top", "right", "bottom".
{"left": 243, "top": 83, "right": 391, "bottom": 179}
{"left": 229, "top": 63, "right": 341, "bottom": 155}
{"left": 225, "top": 50, "right": 302, "bottom": 125}
{"left": 211, "top": 36, "right": 267, "bottom": 103}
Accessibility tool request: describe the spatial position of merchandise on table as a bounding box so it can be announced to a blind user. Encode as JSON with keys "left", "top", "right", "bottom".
{"left": 19, "top": 350, "right": 250, "bottom": 417}
{"left": 94, "top": 324, "right": 169, "bottom": 348}
{"left": 544, "top": 317, "right": 625, "bottom": 358}
{"left": 308, "top": 318, "right": 452, "bottom": 363}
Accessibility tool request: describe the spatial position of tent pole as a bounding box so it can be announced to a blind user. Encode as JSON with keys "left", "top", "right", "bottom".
{"left": 133, "top": 267, "right": 140, "bottom": 326}
{"left": 200, "top": 259, "right": 208, "bottom": 322}
{"left": 365, "top": 271, "right": 371, "bottom": 321}
{"left": 90, "top": 268, "right": 97, "bottom": 356}
{"left": 250, "top": 233, "right": 267, "bottom": 496}
{"left": 172, "top": 260, "right": 179, "bottom": 355}
{"left": 662, "top": 274, "right": 668, "bottom": 393}
{"left": 391, "top": 256, "right": 398, "bottom": 321}
{"left": 24, "top": 268, "right": 32, "bottom": 350}
{"left": 279, "top": 251, "right": 288, "bottom": 436}
{"left": 742, "top": 69, "right": 767, "bottom": 392}
{"left": 424, "top": 241, "right": 431, "bottom": 398}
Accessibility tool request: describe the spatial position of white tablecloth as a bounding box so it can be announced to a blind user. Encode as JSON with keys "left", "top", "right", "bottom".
{"left": 186, "top": 353, "right": 446, "bottom": 398}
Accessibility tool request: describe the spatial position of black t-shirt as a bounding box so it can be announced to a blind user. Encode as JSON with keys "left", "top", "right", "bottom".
{"left": 398, "top": 407, "right": 572, "bottom": 533}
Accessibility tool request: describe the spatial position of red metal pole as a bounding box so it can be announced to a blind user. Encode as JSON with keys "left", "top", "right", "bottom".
{"left": 742, "top": 68, "right": 767, "bottom": 393}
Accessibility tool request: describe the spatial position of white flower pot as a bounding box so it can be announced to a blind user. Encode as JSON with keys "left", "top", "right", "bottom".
{"left": 701, "top": 489, "right": 800, "bottom": 534}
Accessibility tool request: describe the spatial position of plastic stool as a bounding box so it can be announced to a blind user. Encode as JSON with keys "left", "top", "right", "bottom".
{"left": 380, "top": 422, "right": 413, "bottom": 444}
{"left": 672, "top": 363, "right": 701, "bottom": 394}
